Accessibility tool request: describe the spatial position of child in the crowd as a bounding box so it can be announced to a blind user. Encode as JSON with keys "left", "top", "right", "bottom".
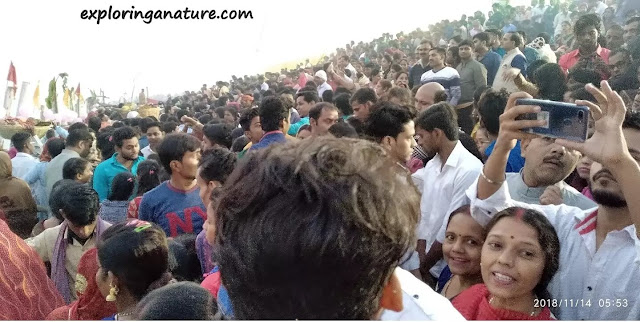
{"left": 62, "top": 157, "right": 94, "bottom": 184}
{"left": 437, "top": 205, "right": 485, "bottom": 300}
{"left": 127, "top": 160, "right": 162, "bottom": 219}
{"left": 99, "top": 172, "right": 136, "bottom": 224}
{"left": 452, "top": 207, "right": 559, "bottom": 320}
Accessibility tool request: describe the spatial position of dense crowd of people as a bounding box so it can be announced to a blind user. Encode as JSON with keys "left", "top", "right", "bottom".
{"left": 2, "top": 0, "right": 640, "bottom": 320}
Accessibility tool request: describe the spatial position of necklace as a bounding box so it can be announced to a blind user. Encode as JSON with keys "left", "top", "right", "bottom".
{"left": 489, "top": 296, "right": 537, "bottom": 317}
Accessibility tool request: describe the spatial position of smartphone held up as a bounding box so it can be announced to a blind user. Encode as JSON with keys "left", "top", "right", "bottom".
{"left": 515, "top": 99, "right": 590, "bottom": 143}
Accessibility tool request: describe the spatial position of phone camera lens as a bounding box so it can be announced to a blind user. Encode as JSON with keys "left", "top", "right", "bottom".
{"left": 578, "top": 111, "right": 585, "bottom": 120}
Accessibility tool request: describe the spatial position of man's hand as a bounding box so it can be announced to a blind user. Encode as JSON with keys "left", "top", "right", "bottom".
{"left": 503, "top": 68, "right": 520, "bottom": 81}
{"left": 494, "top": 92, "right": 546, "bottom": 154}
{"left": 540, "top": 185, "right": 564, "bottom": 205}
{"left": 556, "top": 81, "right": 631, "bottom": 168}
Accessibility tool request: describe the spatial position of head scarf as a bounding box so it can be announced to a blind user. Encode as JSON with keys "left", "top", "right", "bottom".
{"left": 46, "top": 248, "right": 117, "bottom": 320}
{"left": 0, "top": 219, "right": 65, "bottom": 319}
{"left": 0, "top": 151, "right": 38, "bottom": 238}
{"left": 527, "top": 36, "right": 546, "bottom": 50}
{"left": 0, "top": 151, "right": 11, "bottom": 179}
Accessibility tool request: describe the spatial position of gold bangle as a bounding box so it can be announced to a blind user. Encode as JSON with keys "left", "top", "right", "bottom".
{"left": 481, "top": 167, "right": 505, "bottom": 185}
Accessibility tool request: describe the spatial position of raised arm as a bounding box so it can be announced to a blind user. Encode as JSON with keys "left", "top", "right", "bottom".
{"left": 477, "top": 92, "right": 544, "bottom": 200}
{"left": 557, "top": 82, "right": 640, "bottom": 239}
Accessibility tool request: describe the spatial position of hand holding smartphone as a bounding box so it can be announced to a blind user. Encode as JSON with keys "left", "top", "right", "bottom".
{"left": 514, "top": 99, "right": 590, "bottom": 142}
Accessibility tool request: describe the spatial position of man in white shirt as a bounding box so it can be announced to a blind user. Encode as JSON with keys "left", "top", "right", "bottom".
{"left": 553, "top": 3, "right": 572, "bottom": 37}
{"left": 412, "top": 102, "right": 483, "bottom": 284}
{"left": 314, "top": 70, "right": 332, "bottom": 98}
{"left": 140, "top": 121, "right": 164, "bottom": 158}
{"left": 588, "top": 0, "right": 608, "bottom": 16}
{"left": 337, "top": 54, "right": 357, "bottom": 81}
{"left": 381, "top": 268, "right": 465, "bottom": 321}
{"left": 531, "top": 0, "right": 546, "bottom": 24}
{"left": 468, "top": 85, "right": 640, "bottom": 320}
{"left": 492, "top": 32, "right": 527, "bottom": 94}
{"left": 259, "top": 76, "right": 269, "bottom": 91}
{"left": 10, "top": 132, "right": 38, "bottom": 180}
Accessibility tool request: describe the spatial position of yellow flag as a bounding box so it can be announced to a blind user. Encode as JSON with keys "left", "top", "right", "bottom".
{"left": 33, "top": 82, "right": 40, "bottom": 107}
{"left": 63, "top": 88, "right": 70, "bottom": 107}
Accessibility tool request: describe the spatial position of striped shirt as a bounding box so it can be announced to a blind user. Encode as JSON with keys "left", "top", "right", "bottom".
{"left": 420, "top": 67, "right": 462, "bottom": 106}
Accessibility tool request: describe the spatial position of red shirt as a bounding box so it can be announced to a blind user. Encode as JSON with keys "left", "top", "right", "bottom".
{"left": 453, "top": 284, "right": 554, "bottom": 320}
{"left": 558, "top": 46, "right": 610, "bottom": 77}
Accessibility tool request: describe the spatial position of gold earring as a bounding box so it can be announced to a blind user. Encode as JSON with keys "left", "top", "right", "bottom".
{"left": 106, "top": 283, "right": 118, "bottom": 302}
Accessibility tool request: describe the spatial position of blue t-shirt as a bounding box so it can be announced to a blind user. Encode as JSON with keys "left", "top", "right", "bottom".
{"left": 485, "top": 140, "right": 525, "bottom": 173}
{"left": 139, "top": 181, "right": 206, "bottom": 237}
{"left": 479, "top": 51, "right": 502, "bottom": 86}
{"left": 249, "top": 131, "right": 287, "bottom": 151}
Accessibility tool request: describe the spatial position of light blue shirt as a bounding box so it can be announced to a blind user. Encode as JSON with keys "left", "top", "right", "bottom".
{"left": 93, "top": 153, "right": 144, "bottom": 201}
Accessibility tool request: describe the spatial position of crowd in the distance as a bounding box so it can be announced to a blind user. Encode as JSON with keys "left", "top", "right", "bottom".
{"left": 2, "top": 0, "right": 640, "bottom": 320}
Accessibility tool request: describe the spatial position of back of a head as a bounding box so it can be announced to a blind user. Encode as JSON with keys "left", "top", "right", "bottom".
{"left": 350, "top": 87, "right": 377, "bottom": 105}
{"left": 46, "top": 138, "right": 66, "bottom": 159}
{"left": 364, "top": 102, "right": 413, "bottom": 143}
{"left": 136, "top": 160, "right": 162, "bottom": 196}
{"left": 68, "top": 122, "right": 88, "bottom": 132}
{"left": 11, "top": 132, "right": 32, "bottom": 153}
{"left": 415, "top": 102, "right": 460, "bottom": 141}
{"left": 136, "top": 282, "right": 218, "bottom": 320}
{"left": 203, "top": 123, "right": 234, "bottom": 149}
{"left": 477, "top": 88, "right": 509, "bottom": 136}
{"left": 533, "top": 63, "right": 567, "bottom": 101}
{"left": 88, "top": 116, "right": 102, "bottom": 133}
{"left": 167, "top": 234, "right": 202, "bottom": 282}
{"left": 259, "top": 96, "right": 289, "bottom": 132}
{"left": 387, "top": 87, "right": 413, "bottom": 106}
{"left": 569, "top": 68, "right": 602, "bottom": 85}
{"left": 66, "top": 128, "right": 93, "bottom": 148}
{"left": 333, "top": 93, "right": 353, "bottom": 117}
{"left": 199, "top": 148, "right": 237, "bottom": 184}
{"left": 322, "top": 89, "right": 334, "bottom": 103}
{"left": 216, "top": 137, "right": 420, "bottom": 319}
{"left": 97, "top": 221, "right": 171, "bottom": 301}
{"left": 157, "top": 133, "right": 201, "bottom": 175}
{"left": 108, "top": 172, "right": 136, "bottom": 201}
{"left": 62, "top": 157, "right": 89, "bottom": 181}
{"left": 328, "top": 122, "right": 358, "bottom": 138}
{"left": 48, "top": 181, "right": 99, "bottom": 226}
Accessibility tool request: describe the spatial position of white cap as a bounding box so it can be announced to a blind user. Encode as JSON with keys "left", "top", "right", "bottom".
{"left": 314, "top": 70, "right": 328, "bottom": 82}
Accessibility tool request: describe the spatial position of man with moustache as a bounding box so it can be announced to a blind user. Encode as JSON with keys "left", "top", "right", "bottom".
{"left": 505, "top": 134, "right": 597, "bottom": 210}
{"left": 409, "top": 40, "right": 433, "bottom": 89}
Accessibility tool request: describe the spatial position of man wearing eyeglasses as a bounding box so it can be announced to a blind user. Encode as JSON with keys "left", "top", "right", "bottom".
{"left": 608, "top": 48, "right": 640, "bottom": 92}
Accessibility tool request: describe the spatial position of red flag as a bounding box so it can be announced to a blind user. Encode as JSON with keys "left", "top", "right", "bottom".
{"left": 7, "top": 62, "right": 16, "bottom": 96}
